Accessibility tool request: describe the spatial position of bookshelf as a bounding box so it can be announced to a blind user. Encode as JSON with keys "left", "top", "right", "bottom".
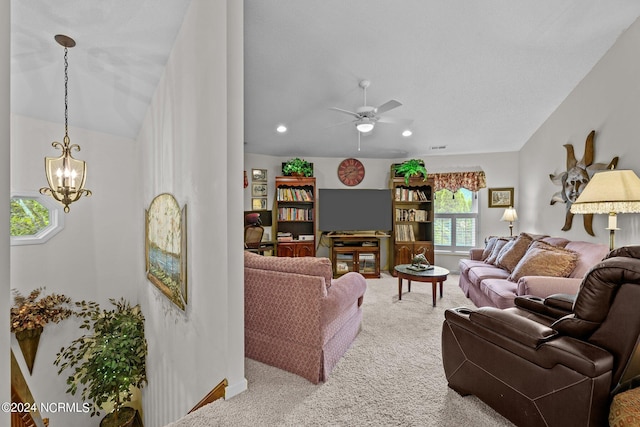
{"left": 274, "top": 176, "right": 316, "bottom": 257}
{"left": 389, "top": 173, "right": 434, "bottom": 275}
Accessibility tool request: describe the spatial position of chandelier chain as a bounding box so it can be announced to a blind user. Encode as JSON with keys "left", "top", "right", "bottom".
{"left": 64, "top": 46, "right": 69, "bottom": 139}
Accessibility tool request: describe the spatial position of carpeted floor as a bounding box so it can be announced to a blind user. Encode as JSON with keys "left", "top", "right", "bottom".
{"left": 166, "top": 273, "right": 514, "bottom": 427}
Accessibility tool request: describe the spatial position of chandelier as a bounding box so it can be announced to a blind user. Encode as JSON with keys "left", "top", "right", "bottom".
{"left": 40, "top": 35, "right": 91, "bottom": 213}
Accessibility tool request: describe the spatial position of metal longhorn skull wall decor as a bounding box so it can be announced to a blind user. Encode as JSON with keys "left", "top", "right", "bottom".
{"left": 549, "top": 130, "right": 618, "bottom": 236}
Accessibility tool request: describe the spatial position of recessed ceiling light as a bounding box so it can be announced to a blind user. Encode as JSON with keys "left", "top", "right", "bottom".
{"left": 402, "top": 129, "right": 412, "bottom": 137}
{"left": 276, "top": 125, "right": 287, "bottom": 133}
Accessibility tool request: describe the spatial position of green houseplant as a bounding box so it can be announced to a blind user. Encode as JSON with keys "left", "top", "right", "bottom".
{"left": 395, "top": 159, "right": 428, "bottom": 184}
{"left": 283, "top": 157, "right": 313, "bottom": 177}
{"left": 54, "top": 298, "right": 148, "bottom": 427}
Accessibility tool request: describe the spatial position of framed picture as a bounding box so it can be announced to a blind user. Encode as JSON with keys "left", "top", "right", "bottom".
{"left": 251, "top": 183, "right": 268, "bottom": 197}
{"left": 252, "top": 168, "right": 267, "bottom": 182}
{"left": 145, "top": 193, "right": 187, "bottom": 310}
{"left": 488, "top": 187, "right": 514, "bottom": 208}
{"left": 252, "top": 198, "right": 267, "bottom": 210}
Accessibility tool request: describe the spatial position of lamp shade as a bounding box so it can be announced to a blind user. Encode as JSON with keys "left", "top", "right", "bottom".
{"left": 356, "top": 119, "right": 374, "bottom": 133}
{"left": 570, "top": 169, "right": 640, "bottom": 214}
{"left": 500, "top": 206, "right": 518, "bottom": 222}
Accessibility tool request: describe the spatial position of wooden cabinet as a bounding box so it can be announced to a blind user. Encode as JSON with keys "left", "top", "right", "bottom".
{"left": 393, "top": 242, "right": 434, "bottom": 266}
{"left": 389, "top": 173, "right": 435, "bottom": 275}
{"left": 329, "top": 235, "right": 381, "bottom": 278}
{"left": 277, "top": 241, "right": 315, "bottom": 257}
{"left": 274, "top": 176, "right": 316, "bottom": 257}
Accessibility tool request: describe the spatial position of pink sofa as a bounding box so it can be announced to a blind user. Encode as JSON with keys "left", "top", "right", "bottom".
{"left": 244, "top": 251, "right": 367, "bottom": 383}
{"left": 459, "top": 234, "right": 609, "bottom": 308}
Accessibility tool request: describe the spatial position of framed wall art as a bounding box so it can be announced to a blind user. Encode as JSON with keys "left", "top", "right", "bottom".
{"left": 252, "top": 168, "right": 267, "bottom": 182}
{"left": 488, "top": 187, "right": 514, "bottom": 208}
{"left": 251, "top": 183, "right": 268, "bottom": 197}
{"left": 252, "top": 198, "right": 267, "bottom": 210}
{"left": 145, "top": 193, "right": 187, "bottom": 310}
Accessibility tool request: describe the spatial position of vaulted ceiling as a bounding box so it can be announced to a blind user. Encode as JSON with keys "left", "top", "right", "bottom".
{"left": 11, "top": 1, "right": 640, "bottom": 159}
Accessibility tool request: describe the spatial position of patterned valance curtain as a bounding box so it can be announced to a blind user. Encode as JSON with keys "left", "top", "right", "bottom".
{"left": 431, "top": 171, "right": 487, "bottom": 193}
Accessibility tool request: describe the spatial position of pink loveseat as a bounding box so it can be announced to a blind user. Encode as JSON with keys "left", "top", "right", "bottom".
{"left": 244, "top": 251, "right": 367, "bottom": 383}
{"left": 458, "top": 234, "right": 609, "bottom": 308}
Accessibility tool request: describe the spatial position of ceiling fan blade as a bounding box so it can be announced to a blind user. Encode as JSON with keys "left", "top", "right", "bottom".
{"left": 329, "top": 107, "right": 361, "bottom": 119}
{"left": 375, "top": 99, "right": 402, "bottom": 114}
{"left": 325, "top": 118, "right": 357, "bottom": 129}
{"left": 376, "top": 116, "right": 413, "bottom": 126}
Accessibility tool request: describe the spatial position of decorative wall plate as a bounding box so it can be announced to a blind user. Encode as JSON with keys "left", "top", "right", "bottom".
{"left": 338, "top": 158, "right": 365, "bottom": 186}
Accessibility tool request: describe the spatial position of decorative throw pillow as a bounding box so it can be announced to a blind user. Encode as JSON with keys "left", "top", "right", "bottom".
{"left": 482, "top": 237, "right": 498, "bottom": 261}
{"left": 508, "top": 241, "right": 578, "bottom": 282}
{"left": 495, "top": 239, "right": 516, "bottom": 263}
{"left": 496, "top": 232, "right": 534, "bottom": 273}
{"left": 485, "top": 238, "right": 510, "bottom": 265}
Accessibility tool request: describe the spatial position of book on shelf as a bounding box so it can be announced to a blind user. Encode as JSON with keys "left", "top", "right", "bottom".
{"left": 277, "top": 232, "right": 293, "bottom": 242}
{"left": 395, "top": 208, "right": 429, "bottom": 222}
{"left": 394, "top": 224, "right": 416, "bottom": 242}
{"left": 277, "top": 207, "right": 313, "bottom": 221}
{"left": 277, "top": 187, "right": 314, "bottom": 202}
{"left": 394, "top": 187, "right": 430, "bottom": 202}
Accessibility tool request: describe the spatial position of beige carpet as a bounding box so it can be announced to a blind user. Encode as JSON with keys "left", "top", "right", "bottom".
{"left": 166, "top": 273, "right": 513, "bottom": 427}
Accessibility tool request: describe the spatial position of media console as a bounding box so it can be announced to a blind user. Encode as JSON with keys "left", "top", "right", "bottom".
{"left": 327, "top": 234, "right": 387, "bottom": 279}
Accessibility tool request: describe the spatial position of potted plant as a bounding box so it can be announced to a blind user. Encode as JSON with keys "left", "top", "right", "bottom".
{"left": 394, "top": 159, "right": 428, "bottom": 184}
{"left": 282, "top": 157, "right": 313, "bottom": 177}
{"left": 54, "top": 298, "right": 147, "bottom": 427}
{"left": 10, "top": 287, "right": 75, "bottom": 374}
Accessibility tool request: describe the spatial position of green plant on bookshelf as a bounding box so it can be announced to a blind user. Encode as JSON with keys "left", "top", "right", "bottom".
{"left": 283, "top": 158, "right": 313, "bottom": 177}
{"left": 395, "top": 159, "right": 428, "bottom": 184}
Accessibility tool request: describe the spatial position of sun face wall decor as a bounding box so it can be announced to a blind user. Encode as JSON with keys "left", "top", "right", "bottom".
{"left": 145, "top": 193, "right": 187, "bottom": 310}
{"left": 549, "top": 130, "right": 618, "bottom": 236}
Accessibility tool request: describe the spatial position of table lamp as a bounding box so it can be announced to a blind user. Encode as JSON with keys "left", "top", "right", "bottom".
{"left": 570, "top": 169, "right": 640, "bottom": 250}
{"left": 500, "top": 206, "right": 518, "bottom": 237}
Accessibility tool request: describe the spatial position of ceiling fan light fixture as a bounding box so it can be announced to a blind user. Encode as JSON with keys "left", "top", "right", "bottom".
{"left": 356, "top": 119, "right": 374, "bottom": 133}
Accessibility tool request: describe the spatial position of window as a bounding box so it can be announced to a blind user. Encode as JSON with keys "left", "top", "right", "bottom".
{"left": 434, "top": 188, "right": 477, "bottom": 252}
{"left": 10, "top": 192, "right": 64, "bottom": 245}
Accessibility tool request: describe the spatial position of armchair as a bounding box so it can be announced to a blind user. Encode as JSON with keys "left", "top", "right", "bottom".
{"left": 244, "top": 251, "right": 366, "bottom": 383}
{"left": 442, "top": 246, "right": 640, "bottom": 426}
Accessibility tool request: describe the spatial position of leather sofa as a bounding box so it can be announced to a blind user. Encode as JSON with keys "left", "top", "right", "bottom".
{"left": 442, "top": 246, "right": 640, "bottom": 426}
{"left": 244, "top": 251, "right": 367, "bottom": 383}
{"left": 458, "top": 233, "right": 609, "bottom": 308}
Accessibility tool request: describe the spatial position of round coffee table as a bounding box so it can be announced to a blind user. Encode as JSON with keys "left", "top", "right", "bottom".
{"left": 394, "top": 264, "right": 450, "bottom": 307}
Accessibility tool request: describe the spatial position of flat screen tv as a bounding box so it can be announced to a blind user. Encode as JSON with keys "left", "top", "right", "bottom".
{"left": 318, "top": 189, "right": 392, "bottom": 232}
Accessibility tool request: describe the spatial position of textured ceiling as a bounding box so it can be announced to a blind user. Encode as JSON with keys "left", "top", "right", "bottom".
{"left": 10, "top": 1, "right": 640, "bottom": 159}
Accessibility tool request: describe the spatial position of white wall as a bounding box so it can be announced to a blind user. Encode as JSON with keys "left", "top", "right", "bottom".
{"left": 9, "top": 115, "right": 138, "bottom": 426}
{"left": 244, "top": 151, "right": 519, "bottom": 273}
{"left": 1, "top": 2, "right": 10, "bottom": 424}
{"left": 519, "top": 16, "right": 640, "bottom": 247}
{"left": 138, "top": 1, "right": 245, "bottom": 426}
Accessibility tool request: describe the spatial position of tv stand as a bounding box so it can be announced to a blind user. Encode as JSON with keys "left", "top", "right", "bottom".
{"left": 327, "top": 234, "right": 381, "bottom": 279}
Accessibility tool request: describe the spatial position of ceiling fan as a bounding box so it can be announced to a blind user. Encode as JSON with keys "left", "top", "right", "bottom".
{"left": 329, "top": 80, "right": 412, "bottom": 134}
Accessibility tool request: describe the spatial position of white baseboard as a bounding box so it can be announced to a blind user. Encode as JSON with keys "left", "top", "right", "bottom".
{"left": 224, "top": 377, "right": 248, "bottom": 400}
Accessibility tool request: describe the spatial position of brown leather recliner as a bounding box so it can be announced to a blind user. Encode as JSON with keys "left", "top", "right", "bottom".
{"left": 442, "top": 246, "right": 640, "bottom": 427}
